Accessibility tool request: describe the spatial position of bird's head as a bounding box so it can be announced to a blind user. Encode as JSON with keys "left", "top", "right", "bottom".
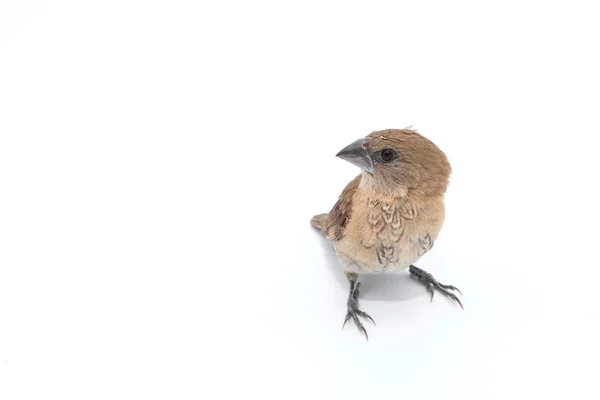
{"left": 336, "top": 129, "right": 451, "bottom": 197}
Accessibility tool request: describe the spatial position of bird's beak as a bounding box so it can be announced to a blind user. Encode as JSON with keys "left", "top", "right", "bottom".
{"left": 336, "top": 138, "right": 374, "bottom": 175}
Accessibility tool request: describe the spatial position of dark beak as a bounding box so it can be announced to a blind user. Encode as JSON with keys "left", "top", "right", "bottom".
{"left": 336, "top": 138, "right": 374, "bottom": 174}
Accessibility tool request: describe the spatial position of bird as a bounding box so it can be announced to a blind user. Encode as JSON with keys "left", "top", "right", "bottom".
{"left": 311, "top": 128, "right": 462, "bottom": 340}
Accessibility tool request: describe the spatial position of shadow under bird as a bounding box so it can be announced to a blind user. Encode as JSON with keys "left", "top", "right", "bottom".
{"left": 311, "top": 128, "right": 462, "bottom": 340}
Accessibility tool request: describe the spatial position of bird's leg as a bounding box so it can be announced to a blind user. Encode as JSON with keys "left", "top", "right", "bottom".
{"left": 409, "top": 265, "right": 463, "bottom": 309}
{"left": 342, "top": 272, "right": 375, "bottom": 340}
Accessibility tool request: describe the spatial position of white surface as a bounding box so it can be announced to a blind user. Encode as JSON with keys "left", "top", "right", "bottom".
{"left": 1, "top": 1, "right": 599, "bottom": 399}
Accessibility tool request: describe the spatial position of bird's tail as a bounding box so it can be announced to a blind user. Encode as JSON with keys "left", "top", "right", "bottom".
{"left": 311, "top": 213, "right": 328, "bottom": 230}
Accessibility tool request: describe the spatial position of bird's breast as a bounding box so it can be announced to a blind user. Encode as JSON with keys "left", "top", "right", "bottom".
{"left": 333, "top": 192, "right": 443, "bottom": 274}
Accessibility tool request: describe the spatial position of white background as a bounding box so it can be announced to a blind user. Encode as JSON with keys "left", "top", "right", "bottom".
{"left": 1, "top": 1, "right": 599, "bottom": 399}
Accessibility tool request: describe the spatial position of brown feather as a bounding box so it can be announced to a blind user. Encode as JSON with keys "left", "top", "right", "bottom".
{"left": 322, "top": 174, "right": 361, "bottom": 241}
{"left": 310, "top": 213, "right": 328, "bottom": 230}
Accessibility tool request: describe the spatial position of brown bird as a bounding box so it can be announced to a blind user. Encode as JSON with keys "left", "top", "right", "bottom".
{"left": 311, "top": 128, "right": 462, "bottom": 340}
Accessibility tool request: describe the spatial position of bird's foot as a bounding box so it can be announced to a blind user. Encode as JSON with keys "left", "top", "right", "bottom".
{"left": 342, "top": 281, "right": 375, "bottom": 340}
{"left": 409, "top": 265, "right": 463, "bottom": 309}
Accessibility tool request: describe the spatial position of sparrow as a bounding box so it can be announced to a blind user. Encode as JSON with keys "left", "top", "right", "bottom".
{"left": 311, "top": 128, "right": 462, "bottom": 340}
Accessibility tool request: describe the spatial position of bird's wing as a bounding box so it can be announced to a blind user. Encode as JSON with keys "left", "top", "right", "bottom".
{"left": 323, "top": 174, "right": 361, "bottom": 241}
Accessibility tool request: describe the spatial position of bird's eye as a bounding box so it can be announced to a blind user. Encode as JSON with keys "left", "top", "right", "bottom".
{"left": 379, "top": 148, "right": 397, "bottom": 163}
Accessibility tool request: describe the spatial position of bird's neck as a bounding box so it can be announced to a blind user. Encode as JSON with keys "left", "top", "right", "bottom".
{"left": 359, "top": 169, "right": 448, "bottom": 200}
{"left": 359, "top": 171, "right": 409, "bottom": 199}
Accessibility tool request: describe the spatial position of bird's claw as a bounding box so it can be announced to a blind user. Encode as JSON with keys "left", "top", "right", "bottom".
{"left": 342, "top": 282, "right": 375, "bottom": 340}
{"left": 410, "top": 265, "right": 463, "bottom": 310}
